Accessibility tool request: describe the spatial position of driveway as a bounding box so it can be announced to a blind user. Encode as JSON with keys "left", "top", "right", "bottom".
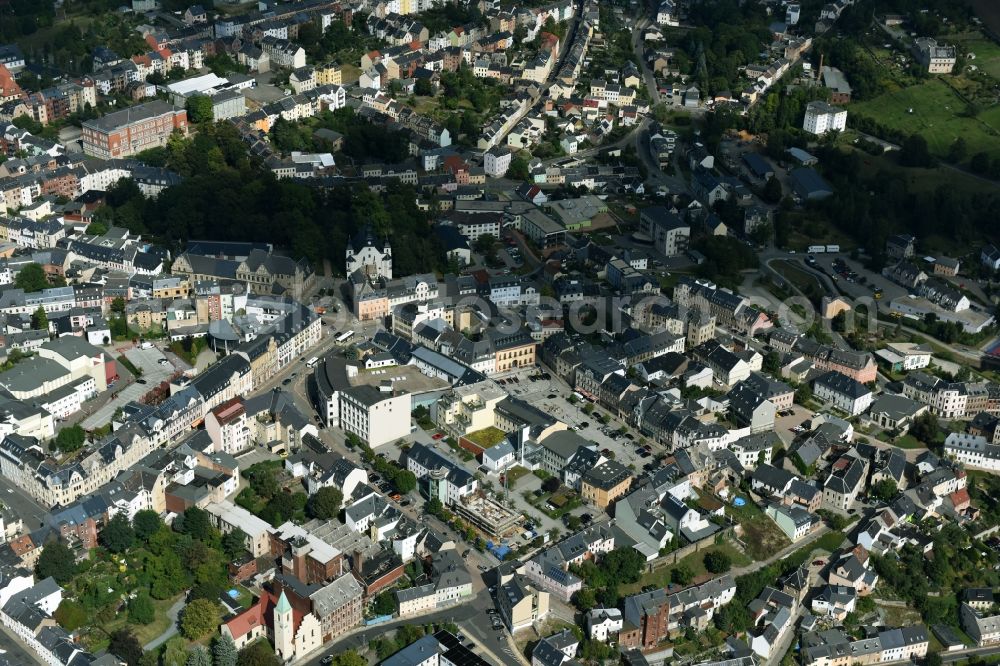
{"left": 143, "top": 597, "right": 186, "bottom": 651}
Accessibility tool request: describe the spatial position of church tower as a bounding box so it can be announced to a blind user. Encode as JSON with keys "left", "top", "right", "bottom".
{"left": 274, "top": 591, "right": 294, "bottom": 662}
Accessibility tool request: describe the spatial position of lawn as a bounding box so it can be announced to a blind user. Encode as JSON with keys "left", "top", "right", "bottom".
{"left": 101, "top": 594, "right": 182, "bottom": 650}
{"left": 892, "top": 434, "right": 927, "bottom": 450}
{"left": 466, "top": 427, "right": 506, "bottom": 448}
{"left": 851, "top": 78, "right": 1000, "bottom": 158}
{"left": 953, "top": 36, "right": 1000, "bottom": 79}
{"left": 504, "top": 465, "right": 530, "bottom": 486}
{"left": 620, "top": 542, "right": 752, "bottom": 596}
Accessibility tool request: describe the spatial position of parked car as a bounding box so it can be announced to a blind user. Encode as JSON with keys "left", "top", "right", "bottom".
{"left": 432, "top": 432, "right": 445, "bottom": 440}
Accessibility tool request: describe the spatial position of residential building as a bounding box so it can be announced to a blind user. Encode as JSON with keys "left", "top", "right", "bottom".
{"left": 802, "top": 101, "right": 846, "bottom": 135}
{"left": 81, "top": 100, "right": 188, "bottom": 158}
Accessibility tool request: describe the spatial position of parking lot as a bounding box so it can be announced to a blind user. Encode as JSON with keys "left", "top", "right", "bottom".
{"left": 81, "top": 345, "right": 179, "bottom": 430}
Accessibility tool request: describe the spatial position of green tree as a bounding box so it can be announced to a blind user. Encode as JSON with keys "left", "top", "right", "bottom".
{"left": 237, "top": 641, "right": 281, "bottom": 666}
{"left": 671, "top": 564, "right": 694, "bottom": 586}
{"left": 214, "top": 634, "right": 239, "bottom": 666}
{"left": 910, "top": 412, "right": 939, "bottom": 444}
{"left": 31, "top": 306, "right": 48, "bottom": 331}
{"left": 508, "top": 155, "right": 529, "bottom": 180}
{"left": 85, "top": 221, "right": 108, "bottom": 236}
{"left": 947, "top": 137, "right": 967, "bottom": 164}
{"left": 762, "top": 175, "right": 782, "bottom": 203}
{"left": 220, "top": 526, "right": 248, "bottom": 558}
{"left": 186, "top": 646, "right": 212, "bottom": 666}
{"left": 54, "top": 599, "right": 88, "bottom": 631}
{"left": 763, "top": 351, "right": 781, "bottom": 374}
{"left": 871, "top": 479, "right": 898, "bottom": 502}
{"left": 133, "top": 509, "right": 162, "bottom": 542}
{"left": 306, "top": 486, "right": 344, "bottom": 520}
{"left": 899, "top": 134, "right": 934, "bottom": 168}
{"left": 572, "top": 588, "right": 596, "bottom": 611}
{"left": 128, "top": 592, "right": 155, "bottom": 625}
{"left": 179, "top": 506, "right": 213, "bottom": 541}
{"left": 332, "top": 651, "right": 367, "bottom": 666}
{"left": 100, "top": 513, "right": 135, "bottom": 553}
{"left": 54, "top": 425, "right": 86, "bottom": 453}
{"left": 186, "top": 95, "right": 214, "bottom": 124}
{"left": 970, "top": 151, "right": 991, "bottom": 174}
{"left": 111, "top": 296, "right": 127, "bottom": 314}
{"left": 36, "top": 542, "right": 76, "bottom": 584}
{"left": 181, "top": 599, "right": 221, "bottom": 640}
{"left": 704, "top": 550, "right": 732, "bottom": 574}
{"left": 371, "top": 591, "right": 396, "bottom": 616}
{"left": 393, "top": 470, "right": 417, "bottom": 494}
{"left": 414, "top": 78, "right": 433, "bottom": 96}
{"left": 109, "top": 629, "right": 144, "bottom": 666}
{"left": 15, "top": 263, "right": 49, "bottom": 292}
{"left": 163, "top": 637, "right": 190, "bottom": 666}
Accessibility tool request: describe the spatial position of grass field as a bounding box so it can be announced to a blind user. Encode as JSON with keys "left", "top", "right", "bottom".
{"left": 852, "top": 78, "right": 1000, "bottom": 158}
{"left": 620, "top": 542, "right": 752, "bottom": 596}
{"left": 954, "top": 36, "right": 1000, "bottom": 78}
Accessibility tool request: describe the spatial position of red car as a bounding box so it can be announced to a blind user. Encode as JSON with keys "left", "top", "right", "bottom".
{"left": 432, "top": 432, "right": 445, "bottom": 440}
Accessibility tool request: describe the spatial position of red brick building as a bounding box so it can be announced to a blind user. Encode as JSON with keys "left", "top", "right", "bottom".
{"left": 81, "top": 100, "right": 187, "bottom": 159}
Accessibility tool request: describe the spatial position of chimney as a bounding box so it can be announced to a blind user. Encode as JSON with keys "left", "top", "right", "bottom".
{"left": 817, "top": 53, "right": 824, "bottom": 80}
{"left": 353, "top": 549, "right": 364, "bottom": 576}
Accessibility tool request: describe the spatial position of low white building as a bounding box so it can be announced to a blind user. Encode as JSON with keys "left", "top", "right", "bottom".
{"left": 586, "top": 608, "right": 623, "bottom": 641}
{"left": 944, "top": 432, "right": 1000, "bottom": 472}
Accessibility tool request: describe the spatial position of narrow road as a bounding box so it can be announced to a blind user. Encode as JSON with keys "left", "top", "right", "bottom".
{"left": 143, "top": 597, "right": 186, "bottom": 651}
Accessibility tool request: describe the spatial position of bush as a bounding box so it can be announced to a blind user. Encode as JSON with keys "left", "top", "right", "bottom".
{"left": 704, "top": 550, "right": 732, "bottom": 574}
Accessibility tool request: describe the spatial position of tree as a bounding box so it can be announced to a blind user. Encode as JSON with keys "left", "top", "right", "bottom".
{"left": 221, "top": 527, "right": 249, "bottom": 559}
{"left": 970, "top": 151, "right": 991, "bottom": 174}
{"left": 54, "top": 425, "right": 86, "bottom": 454}
{"left": 109, "top": 629, "right": 144, "bottom": 666}
{"left": 100, "top": 513, "right": 135, "bottom": 553}
{"left": 214, "top": 634, "right": 239, "bottom": 666}
{"left": 186, "top": 95, "right": 214, "bottom": 124}
{"left": 414, "top": 78, "right": 433, "bottom": 96}
{"left": 795, "top": 383, "right": 813, "bottom": 405}
{"left": 180, "top": 598, "right": 221, "bottom": 640}
{"left": 762, "top": 175, "right": 782, "bottom": 203}
{"left": 133, "top": 509, "right": 162, "bottom": 542}
{"left": 572, "top": 588, "right": 596, "bottom": 611}
{"left": 704, "top": 550, "right": 732, "bottom": 574}
{"left": 54, "top": 599, "right": 88, "bottom": 631}
{"left": 187, "top": 646, "right": 212, "bottom": 666}
{"left": 508, "top": 155, "right": 529, "bottom": 180}
{"left": 179, "top": 506, "right": 213, "bottom": 541}
{"left": 899, "top": 134, "right": 934, "bottom": 168}
{"left": 31, "top": 306, "right": 48, "bottom": 331}
{"left": 671, "top": 564, "right": 694, "bottom": 586}
{"left": 910, "top": 412, "right": 940, "bottom": 444}
{"left": 871, "top": 479, "right": 898, "bottom": 502}
{"left": 128, "top": 591, "right": 155, "bottom": 625}
{"left": 763, "top": 351, "right": 781, "bottom": 374}
{"left": 394, "top": 470, "right": 417, "bottom": 494}
{"left": 36, "top": 542, "right": 76, "bottom": 584}
{"left": 85, "top": 221, "right": 108, "bottom": 236}
{"left": 947, "top": 137, "right": 967, "bottom": 164}
{"left": 306, "top": 486, "right": 344, "bottom": 520}
{"left": 163, "top": 637, "right": 191, "bottom": 666}
{"left": 237, "top": 641, "right": 281, "bottom": 666}
{"left": 15, "top": 263, "right": 49, "bottom": 292}
{"left": 541, "top": 477, "right": 560, "bottom": 493}
{"left": 371, "top": 591, "right": 396, "bottom": 616}
{"left": 111, "top": 296, "right": 127, "bottom": 314}
{"left": 332, "top": 652, "right": 367, "bottom": 666}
